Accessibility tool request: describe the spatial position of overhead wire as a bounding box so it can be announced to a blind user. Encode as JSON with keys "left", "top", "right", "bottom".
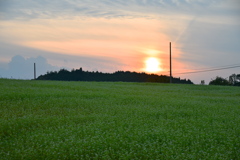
{"left": 173, "top": 63, "right": 240, "bottom": 72}
{"left": 174, "top": 65, "right": 240, "bottom": 75}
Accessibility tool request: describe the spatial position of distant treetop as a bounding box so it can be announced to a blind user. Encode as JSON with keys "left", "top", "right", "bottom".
{"left": 37, "top": 68, "right": 193, "bottom": 84}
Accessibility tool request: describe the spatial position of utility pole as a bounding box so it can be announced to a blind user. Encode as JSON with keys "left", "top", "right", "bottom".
{"left": 34, "top": 63, "right": 36, "bottom": 80}
{"left": 170, "top": 42, "right": 172, "bottom": 83}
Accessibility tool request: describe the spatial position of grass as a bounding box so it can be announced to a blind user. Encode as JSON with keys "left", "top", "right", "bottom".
{"left": 0, "top": 79, "right": 239, "bottom": 159}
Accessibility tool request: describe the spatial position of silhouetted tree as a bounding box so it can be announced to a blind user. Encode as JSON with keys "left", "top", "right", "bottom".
{"left": 37, "top": 68, "right": 194, "bottom": 84}
{"left": 234, "top": 74, "right": 240, "bottom": 86}
{"left": 209, "top": 76, "right": 229, "bottom": 86}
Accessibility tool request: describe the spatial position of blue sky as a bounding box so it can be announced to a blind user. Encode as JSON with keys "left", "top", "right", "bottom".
{"left": 0, "top": 0, "right": 240, "bottom": 83}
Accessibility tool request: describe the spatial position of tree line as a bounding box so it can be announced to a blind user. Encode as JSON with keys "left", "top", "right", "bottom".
{"left": 209, "top": 74, "right": 240, "bottom": 86}
{"left": 37, "top": 68, "right": 193, "bottom": 84}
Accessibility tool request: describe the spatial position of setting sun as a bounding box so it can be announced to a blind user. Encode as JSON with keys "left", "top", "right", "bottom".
{"left": 145, "top": 57, "right": 162, "bottom": 73}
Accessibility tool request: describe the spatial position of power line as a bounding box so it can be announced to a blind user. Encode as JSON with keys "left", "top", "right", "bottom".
{"left": 174, "top": 65, "right": 240, "bottom": 75}
{"left": 174, "top": 63, "right": 240, "bottom": 72}
{"left": 161, "top": 63, "right": 240, "bottom": 75}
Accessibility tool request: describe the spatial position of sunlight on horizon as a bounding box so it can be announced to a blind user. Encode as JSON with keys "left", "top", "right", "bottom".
{"left": 1, "top": 17, "right": 176, "bottom": 75}
{"left": 144, "top": 57, "right": 163, "bottom": 73}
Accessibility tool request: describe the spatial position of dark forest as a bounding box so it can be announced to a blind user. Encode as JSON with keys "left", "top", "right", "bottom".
{"left": 37, "top": 68, "right": 193, "bottom": 84}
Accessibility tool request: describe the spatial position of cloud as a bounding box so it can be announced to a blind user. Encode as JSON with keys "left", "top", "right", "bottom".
{"left": 1, "top": 0, "right": 239, "bottom": 84}
{"left": 0, "top": 0, "right": 223, "bottom": 20}
{"left": 0, "top": 42, "right": 125, "bottom": 79}
{"left": 0, "top": 55, "right": 57, "bottom": 79}
{"left": 177, "top": 17, "right": 240, "bottom": 66}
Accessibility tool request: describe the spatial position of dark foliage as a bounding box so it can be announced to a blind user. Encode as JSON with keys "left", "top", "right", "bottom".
{"left": 37, "top": 68, "right": 193, "bottom": 84}
{"left": 209, "top": 76, "right": 229, "bottom": 86}
{"left": 235, "top": 74, "right": 240, "bottom": 86}
{"left": 234, "top": 82, "right": 240, "bottom": 86}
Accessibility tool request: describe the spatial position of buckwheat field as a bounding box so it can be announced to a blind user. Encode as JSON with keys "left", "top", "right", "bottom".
{"left": 0, "top": 79, "right": 239, "bottom": 159}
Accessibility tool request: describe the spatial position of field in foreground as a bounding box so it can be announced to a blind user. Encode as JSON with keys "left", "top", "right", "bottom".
{"left": 0, "top": 79, "right": 239, "bottom": 159}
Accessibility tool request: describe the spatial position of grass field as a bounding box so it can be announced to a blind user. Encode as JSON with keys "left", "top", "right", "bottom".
{"left": 0, "top": 79, "right": 239, "bottom": 159}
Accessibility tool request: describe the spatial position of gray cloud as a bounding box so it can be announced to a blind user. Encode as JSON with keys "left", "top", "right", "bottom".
{"left": 0, "top": 0, "right": 224, "bottom": 20}
{"left": 0, "top": 55, "right": 57, "bottom": 79}
{"left": 177, "top": 20, "right": 240, "bottom": 66}
{"left": 0, "top": 42, "right": 125, "bottom": 79}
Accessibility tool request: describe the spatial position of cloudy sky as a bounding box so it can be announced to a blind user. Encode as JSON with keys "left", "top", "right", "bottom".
{"left": 0, "top": 0, "right": 240, "bottom": 84}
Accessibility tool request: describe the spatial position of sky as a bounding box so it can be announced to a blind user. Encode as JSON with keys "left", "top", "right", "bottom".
{"left": 0, "top": 0, "right": 240, "bottom": 84}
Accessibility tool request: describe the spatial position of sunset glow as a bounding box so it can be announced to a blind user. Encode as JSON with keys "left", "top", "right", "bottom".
{"left": 0, "top": 0, "right": 239, "bottom": 83}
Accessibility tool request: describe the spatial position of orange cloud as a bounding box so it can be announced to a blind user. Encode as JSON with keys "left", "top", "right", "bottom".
{"left": 1, "top": 17, "right": 186, "bottom": 75}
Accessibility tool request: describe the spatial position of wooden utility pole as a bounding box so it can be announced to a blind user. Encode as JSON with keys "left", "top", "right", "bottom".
{"left": 34, "top": 63, "right": 36, "bottom": 80}
{"left": 170, "top": 42, "right": 172, "bottom": 83}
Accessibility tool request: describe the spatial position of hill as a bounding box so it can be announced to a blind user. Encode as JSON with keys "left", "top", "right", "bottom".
{"left": 37, "top": 68, "right": 193, "bottom": 84}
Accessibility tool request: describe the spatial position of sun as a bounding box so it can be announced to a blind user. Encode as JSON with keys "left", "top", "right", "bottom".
{"left": 145, "top": 57, "right": 162, "bottom": 73}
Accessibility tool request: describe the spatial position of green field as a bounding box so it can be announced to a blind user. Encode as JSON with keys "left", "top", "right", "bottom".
{"left": 0, "top": 79, "right": 239, "bottom": 159}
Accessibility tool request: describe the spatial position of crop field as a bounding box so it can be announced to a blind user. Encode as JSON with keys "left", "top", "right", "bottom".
{"left": 0, "top": 79, "right": 239, "bottom": 159}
